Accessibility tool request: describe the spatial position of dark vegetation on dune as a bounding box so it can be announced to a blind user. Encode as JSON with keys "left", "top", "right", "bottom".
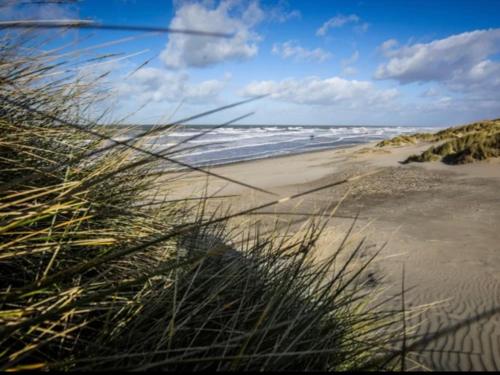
{"left": 0, "top": 31, "right": 405, "bottom": 371}
{"left": 377, "top": 119, "right": 500, "bottom": 164}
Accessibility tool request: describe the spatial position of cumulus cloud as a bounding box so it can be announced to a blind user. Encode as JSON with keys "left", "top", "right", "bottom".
{"left": 341, "top": 50, "right": 359, "bottom": 66}
{"left": 241, "top": 76, "right": 398, "bottom": 108}
{"left": 341, "top": 66, "right": 358, "bottom": 77}
{"left": 338, "top": 51, "right": 359, "bottom": 76}
{"left": 266, "top": 1, "right": 301, "bottom": 23}
{"left": 448, "top": 58, "right": 500, "bottom": 93}
{"left": 375, "top": 28, "right": 500, "bottom": 93}
{"left": 271, "top": 41, "right": 332, "bottom": 62}
{"left": 0, "top": 0, "right": 78, "bottom": 20}
{"left": 160, "top": 1, "right": 263, "bottom": 68}
{"left": 378, "top": 39, "right": 399, "bottom": 56}
{"left": 115, "top": 67, "right": 227, "bottom": 104}
{"left": 316, "top": 14, "right": 365, "bottom": 36}
{"left": 420, "top": 87, "right": 441, "bottom": 98}
{"left": 354, "top": 22, "right": 370, "bottom": 33}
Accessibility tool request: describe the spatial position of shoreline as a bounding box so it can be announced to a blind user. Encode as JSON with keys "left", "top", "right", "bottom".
{"left": 199, "top": 141, "right": 376, "bottom": 168}
{"left": 169, "top": 140, "right": 379, "bottom": 174}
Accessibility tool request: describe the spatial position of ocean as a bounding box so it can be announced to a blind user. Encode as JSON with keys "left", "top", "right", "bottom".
{"left": 120, "top": 125, "right": 439, "bottom": 167}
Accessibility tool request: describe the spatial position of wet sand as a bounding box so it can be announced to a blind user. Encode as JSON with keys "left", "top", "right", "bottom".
{"left": 167, "top": 141, "right": 500, "bottom": 371}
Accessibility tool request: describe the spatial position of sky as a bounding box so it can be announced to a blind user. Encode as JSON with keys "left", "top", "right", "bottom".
{"left": 2, "top": 0, "right": 500, "bottom": 126}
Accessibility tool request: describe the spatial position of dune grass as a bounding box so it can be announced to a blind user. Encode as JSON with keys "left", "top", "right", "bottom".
{"left": 0, "top": 32, "right": 405, "bottom": 371}
{"left": 377, "top": 119, "right": 500, "bottom": 164}
{"left": 404, "top": 131, "right": 500, "bottom": 164}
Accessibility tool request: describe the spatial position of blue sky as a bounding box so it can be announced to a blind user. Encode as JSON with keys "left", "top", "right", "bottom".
{"left": 3, "top": 0, "right": 500, "bottom": 126}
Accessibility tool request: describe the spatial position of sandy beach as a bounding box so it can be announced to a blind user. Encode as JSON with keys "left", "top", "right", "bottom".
{"left": 168, "top": 141, "right": 500, "bottom": 371}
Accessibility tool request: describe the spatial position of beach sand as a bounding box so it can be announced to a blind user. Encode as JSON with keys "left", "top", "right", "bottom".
{"left": 167, "top": 141, "right": 500, "bottom": 371}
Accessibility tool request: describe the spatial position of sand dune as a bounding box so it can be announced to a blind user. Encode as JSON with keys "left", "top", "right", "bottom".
{"left": 167, "top": 142, "right": 500, "bottom": 371}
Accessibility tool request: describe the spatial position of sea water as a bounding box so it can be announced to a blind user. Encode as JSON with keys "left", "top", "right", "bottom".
{"left": 118, "top": 125, "right": 439, "bottom": 167}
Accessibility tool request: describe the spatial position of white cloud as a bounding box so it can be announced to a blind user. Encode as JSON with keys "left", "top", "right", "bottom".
{"left": 271, "top": 41, "right": 332, "bottom": 62}
{"left": 339, "top": 51, "right": 359, "bottom": 76}
{"left": 316, "top": 14, "right": 363, "bottom": 36}
{"left": 0, "top": 0, "right": 78, "bottom": 20}
{"left": 341, "top": 66, "right": 358, "bottom": 77}
{"left": 341, "top": 50, "right": 359, "bottom": 66}
{"left": 448, "top": 58, "right": 500, "bottom": 93}
{"left": 160, "top": 1, "right": 263, "bottom": 68}
{"left": 354, "top": 22, "right": 370, "bottom": 33}
{"left": 271, "top": 9, "right": 301, "bottom": 22}
{"left": 115, "top": 67, "right": 227, "bottom": 104}
{"left": 266, "top": 1, "right": 301, "bottom": 23}
{"left": 375, "top": 29, "right": 500, "bottom": 92}
{"left": 420, "top": 87, "right": 441, "bottom": 98}
{"left": 241, "top": 76, "right": 398, "bottom": 108}
{"left": 378, "top": 39, "right": 399, "bottom": 56}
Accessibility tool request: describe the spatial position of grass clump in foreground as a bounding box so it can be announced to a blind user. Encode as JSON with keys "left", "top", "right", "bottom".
{"left": 377, "top": 119, "right": 500, "bottom": 164}
{"left": 0, "top": 33, "right": 403, "bottom": 371}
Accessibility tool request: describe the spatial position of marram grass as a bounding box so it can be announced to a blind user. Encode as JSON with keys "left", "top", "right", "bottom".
{"left": 0, "top": 33, "right": 403, "bottom": 371}
{"left": 404, "top": 127, "right": 500, "bottom": 164}
{"left": 377, "top": 119, "right": 500, "bottom": 164}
